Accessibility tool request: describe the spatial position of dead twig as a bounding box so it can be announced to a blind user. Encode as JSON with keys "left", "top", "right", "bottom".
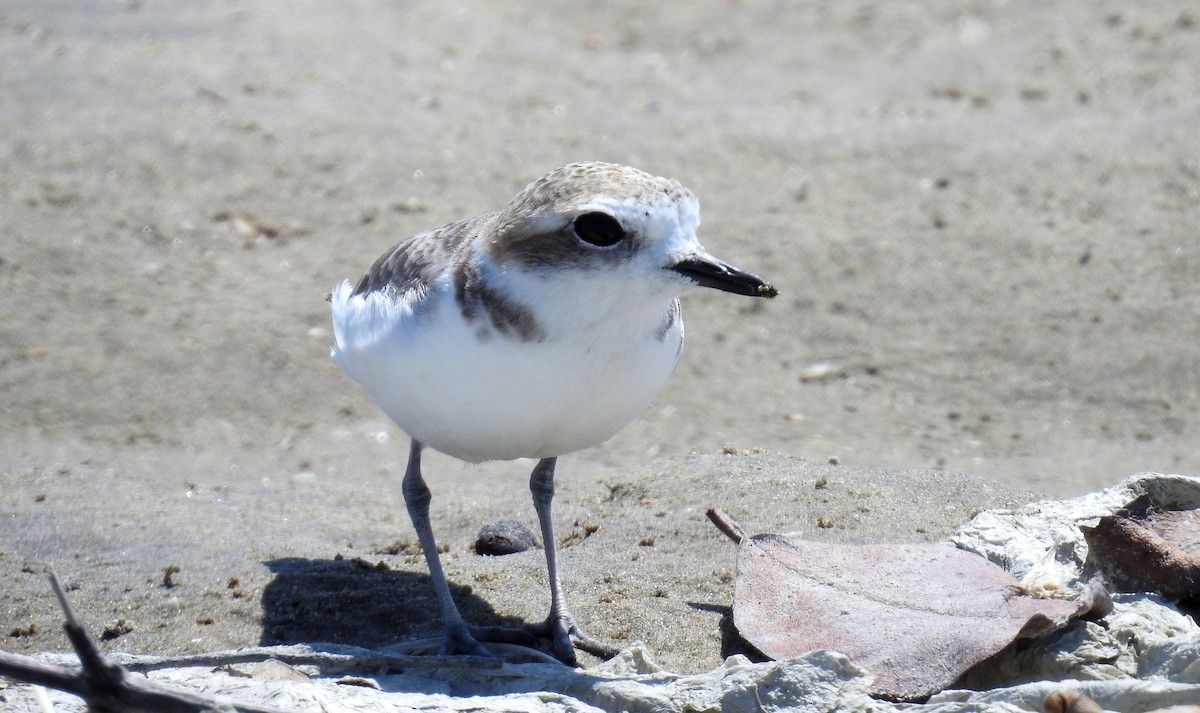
{"left": 0, "top": 573, "right": 293, "bottom": 713}
{"left": 112, "top": 644, "right": 504, "bottom": 674}
{"left": 706, "top": 507, "right": 748, "bottom": 544}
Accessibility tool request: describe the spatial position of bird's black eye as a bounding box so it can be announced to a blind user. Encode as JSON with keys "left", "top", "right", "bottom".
{"left": 572, "top": 212, "right": 625, "bottom": 247}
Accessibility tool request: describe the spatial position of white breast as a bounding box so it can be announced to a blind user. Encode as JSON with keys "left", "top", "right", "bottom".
{"left": 330, "top": 279, "right": 683, "bottom": 463}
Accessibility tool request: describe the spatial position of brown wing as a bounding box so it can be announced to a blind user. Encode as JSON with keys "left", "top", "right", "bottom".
{"left": 351, "top": 213, "right": 495, "bottom": 297}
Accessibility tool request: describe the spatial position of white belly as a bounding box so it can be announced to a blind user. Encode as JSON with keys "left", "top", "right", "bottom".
{"left": 331, "top": 282, "right": 683, "bottom": 463}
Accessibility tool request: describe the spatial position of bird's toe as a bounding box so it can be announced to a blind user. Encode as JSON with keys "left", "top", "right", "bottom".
{"left": 440, "top": 623, "right": 491, "bottom": 657}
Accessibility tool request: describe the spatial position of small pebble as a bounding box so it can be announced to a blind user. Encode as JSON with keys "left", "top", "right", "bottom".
{"left": 800, "top": 362, "right": 846, "bottom": 382}
{"left": 475, "top": 519, "right": 536, "bottom": 556}
{"left": 1043, "top": 692, "right": 1101, "bottom": 713}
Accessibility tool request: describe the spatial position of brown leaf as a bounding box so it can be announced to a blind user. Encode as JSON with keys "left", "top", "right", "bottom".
{"left": 721, "top": 522, "right": 1083, "bottom": 700}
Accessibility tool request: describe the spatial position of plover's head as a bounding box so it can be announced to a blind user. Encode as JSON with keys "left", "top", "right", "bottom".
{"left": 482, "top": 162, "right": 778, "bottom": 302}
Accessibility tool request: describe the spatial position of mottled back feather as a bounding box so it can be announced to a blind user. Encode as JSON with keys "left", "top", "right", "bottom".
{"left": 351, "top": 213, "right": 495, "bottom": 297}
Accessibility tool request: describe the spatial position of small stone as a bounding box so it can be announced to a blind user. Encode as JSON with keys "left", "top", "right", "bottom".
{"left": 100, "top": 619, "right": 134, "bottom": 641}
{"left": 800, "top": 362, "right": 846, "bottom": 382}
{"left": 475, "top": 519, "right": 536, "bottom": 556}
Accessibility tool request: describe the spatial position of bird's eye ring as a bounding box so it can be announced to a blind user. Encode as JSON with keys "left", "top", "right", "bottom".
{"left": 572, "top": 212, "right": 625, "bottom": 247}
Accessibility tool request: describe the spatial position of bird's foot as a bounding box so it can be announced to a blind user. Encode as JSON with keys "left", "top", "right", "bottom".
{"left": 463, "top": 615, "right": 618, "bottom": 666}
{"left": 568, "top": 624, "right": 621, "bottom": 662}
{"left": 525, "top": 614, "right": 620, "bottom": 665}
{"left": 439, "top": 621, "right": 492, "bottom": 657}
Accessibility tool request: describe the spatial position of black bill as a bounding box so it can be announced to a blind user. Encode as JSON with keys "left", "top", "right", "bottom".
{"left": 670, "top": 254, "right": 779, "bottom": 298}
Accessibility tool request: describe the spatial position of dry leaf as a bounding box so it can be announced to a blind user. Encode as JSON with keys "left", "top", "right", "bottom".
{"left": 710, "top": 510, "right": 1085, "bottom": 701}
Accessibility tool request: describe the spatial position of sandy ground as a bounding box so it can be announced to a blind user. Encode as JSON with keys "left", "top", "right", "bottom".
{"left": 2, "top": 0, "right": 1198, "bottom": 680}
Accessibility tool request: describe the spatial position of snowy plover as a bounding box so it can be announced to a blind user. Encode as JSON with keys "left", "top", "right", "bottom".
{"left": 330, "top": 162, "right": 777, "bottom": 665}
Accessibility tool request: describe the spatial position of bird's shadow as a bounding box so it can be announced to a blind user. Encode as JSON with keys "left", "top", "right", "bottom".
{"left": 259, "top": 556, "right": 527, "bottom": 649}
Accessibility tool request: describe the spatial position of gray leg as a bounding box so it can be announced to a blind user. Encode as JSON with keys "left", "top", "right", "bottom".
{"left": 529, "top": 457, "right": 619, "bottom": 664}
{"left": 402, "top": 439, "right": 486, "bottom": 655}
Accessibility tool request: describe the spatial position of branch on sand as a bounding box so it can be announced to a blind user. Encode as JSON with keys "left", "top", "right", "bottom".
{"left": 0, "top": 573, "right": 292, "bottom": 713}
